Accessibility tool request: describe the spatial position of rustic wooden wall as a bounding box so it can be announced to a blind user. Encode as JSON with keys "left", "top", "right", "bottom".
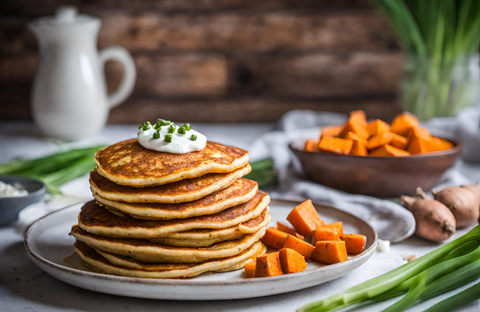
{"left": 0, "top": 0, "right": 403, "bottom": 123}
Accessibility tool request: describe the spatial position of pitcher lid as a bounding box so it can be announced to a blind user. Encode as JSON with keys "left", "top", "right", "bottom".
{"left": 30, "top": 6, "right": 99, "bottom": 27}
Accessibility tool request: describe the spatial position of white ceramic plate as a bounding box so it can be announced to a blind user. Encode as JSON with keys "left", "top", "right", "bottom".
{"left": 24, "top": 199, "right": 377, "bottom": 300}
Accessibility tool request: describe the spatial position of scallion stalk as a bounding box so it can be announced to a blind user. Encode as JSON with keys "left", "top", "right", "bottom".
{"left": 0, "top": 145, "right": 105, "bottom": 194}
{"left": 244, "top": 158, "right": 276, "bottom": 188}
{"left": 298, "top": 225, "right": 480, "bottom": 312}
{"left": 423, "top": 281, "right": 480, "bottom": 312}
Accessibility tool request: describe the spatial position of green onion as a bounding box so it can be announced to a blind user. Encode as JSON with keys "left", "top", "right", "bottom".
{"left": 244, "top": 158, "right": 276, "bottom": 188}
{"left": 156, "top": 119, "right": 173, "bottom": 127}
{"left": 0, "top": 145, "right": 105, "bottom": 194}
{"left": 424, "top": 281, "right": 480, "bottom": 312}
{"left": 298, "top": 225, "right": 480, "bottom": 312}
{"left": 168, "top": 126, "right": 175, "bottom": 134}
{"left": 152, "top": 131, "right": 160, "bottom": 139}
{"left": 190, "top": 134, "right": 197, "bottom": 141}
{"left": 141, "top": 122, "right": 151, "bottom": 131}
{"left": 0, "top": 145, "right": 104, "bottom": 176}
{"left": 164, "top": 134, "right": 172, "bottom": 142}
{"left": 177, "top": 127, "right": 186, "bottom": 135}
{"left": 183, "top": 123, "right": 191, "bottom": 131}
{"left": 371, "top": 0, "right": 480, "bottom": 119}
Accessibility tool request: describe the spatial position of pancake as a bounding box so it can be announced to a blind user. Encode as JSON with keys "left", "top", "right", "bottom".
{"left": 148, "top": 209, "right": 271, "bottom": 247}
{"left": 213, "top": 257, "right": 255, "bottom": 273}
{"left": 78, "top": 192, "right": 269, "bottom": 238}
{"left": 94, "top": 178, "right": 258, "bottom": 220}
{"left": 153, "top": 207, "right": 270, "bottom": 241}
{"left": 95, "top": 139, "right": 249, "bottom": 187}
{"left": 75, "top": 241, "right": 266, "bottom": 278}
{"left": 90, "top": 165, "right": 251, "bottom": 204}
{"left": 71, "top": 225, "right": 266, "bottom": 263}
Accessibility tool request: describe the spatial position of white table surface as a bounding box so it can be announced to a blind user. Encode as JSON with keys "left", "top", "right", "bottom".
{"left": 1, "top": 121, "right": 479, "bottom": 312}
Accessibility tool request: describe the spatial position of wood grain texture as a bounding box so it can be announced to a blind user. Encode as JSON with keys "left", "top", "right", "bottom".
{"left": 229, "top": 52, "right": 403, "bottom": 97}
{"left": 0, "top": 52, "right": 402, "bottom": 97}
{"left": 0, "top": 12, "right": 398, "bottom": 54}
{"left": 107, "top": 96, "right": 401, "bottom": 123}
{"left": 0, "top": 0, "right": 403, "bottom": 123}
{"left": 0, "top": 0, "right": 374, "bottom": 16}
{"left": 0, "top": 85, "right": 401, "bottom": 122}
{"left": 98, "top": 12, "right": 398, "bottom": 53}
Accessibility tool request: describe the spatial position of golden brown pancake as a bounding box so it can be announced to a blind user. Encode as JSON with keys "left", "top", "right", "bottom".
{"left": 94, "top": 178, "right": 258, "bottom": 220}
{"left": 78, "top": 192, "right": 270, "bottom": 238}
{"left": 74, "top": 240, "right": 266, "bottom": 278}
{"left": 95, "top": 139, "right": 249, "bottom": 187}
{"left": 71, "top": 225, "right": 266, "bottom": 263}
{"left": 90, "top": 165, "right": 251, "bottom": 204}
{"left": 148, "top": 209, "right": 271, "bottom": 247}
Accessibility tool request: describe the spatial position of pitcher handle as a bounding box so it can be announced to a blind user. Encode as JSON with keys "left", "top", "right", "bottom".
{"left": 99, "top": 45, "right": 136, "bottom": 109}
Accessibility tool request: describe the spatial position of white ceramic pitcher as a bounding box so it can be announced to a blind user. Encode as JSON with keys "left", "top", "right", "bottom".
{"left": 29, "top": 6, "right": 136, "bottom": 139}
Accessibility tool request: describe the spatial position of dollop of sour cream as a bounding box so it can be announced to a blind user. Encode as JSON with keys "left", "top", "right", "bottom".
{"left": 0, "top": 181, "right": 28, "bottom": 198}
{"left": 137, "top": 123, "right": 207, "bottom": 154}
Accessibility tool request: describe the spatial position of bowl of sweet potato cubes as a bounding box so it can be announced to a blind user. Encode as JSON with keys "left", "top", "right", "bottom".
{"left": 289, "top": 110, "right": 461, "bottom": 198}
{"left": 245, "top": 199, "right": 368, "bottom": 278}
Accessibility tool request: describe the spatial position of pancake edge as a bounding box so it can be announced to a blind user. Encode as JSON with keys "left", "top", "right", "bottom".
{"left": 93, "top": 179, "right": 259, "bottom": 220}
{"left": 75, "top": 241, "right": 265, "bottom": 278}
{"left": 90, "top": 164, "right": 252, "bottom": 204}
{"left": 78, "top": 193, "right": 270, "bottom": 239}
{"left": 95, "top": 151, "right": 249, "bottom": 187}
{"left": 71, "top": 226, "right": 266, "bottom": 263}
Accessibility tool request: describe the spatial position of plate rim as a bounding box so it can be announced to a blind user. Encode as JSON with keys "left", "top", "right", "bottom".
{"left": 24, "top": 198, "right": 378, "bottom": 287}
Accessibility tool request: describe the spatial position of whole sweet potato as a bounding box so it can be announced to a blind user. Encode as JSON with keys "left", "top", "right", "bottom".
{"left": 401, "top": 188, "right": 456, "bottom": 242}
{"left": 433, "top": 184, "right": 480, "bottom": 228}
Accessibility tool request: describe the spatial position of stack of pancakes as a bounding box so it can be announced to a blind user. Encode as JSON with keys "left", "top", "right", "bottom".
{"left": 71, "top": 139, "right": 270, "bottom": 278}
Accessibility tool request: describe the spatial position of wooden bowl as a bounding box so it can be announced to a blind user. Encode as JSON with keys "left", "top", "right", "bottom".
{"left": 289, "top": 139, "right": 461, "bottom": 198}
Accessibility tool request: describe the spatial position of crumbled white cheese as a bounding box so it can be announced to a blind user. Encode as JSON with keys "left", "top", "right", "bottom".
{"left": 0, "top": 181, "right": 28, "bottom": 198}
{"left": 377, "top": 239, "right": 391, "bottom": 252}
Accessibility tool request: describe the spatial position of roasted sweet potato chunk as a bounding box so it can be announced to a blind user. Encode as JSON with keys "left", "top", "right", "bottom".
{"left": 311, "top": 241, "right": 348, "bottom": 264}
{"left": 261, "top": 228, "right": 289, "bottom": 249}
{"left": 283, "top": 235, "right": 315, "bottom": 260}
{"left": 244, "top": 261, "right": 256, "bottom": 278}
{"left": 279, "top": 248, "right": 307, "bottom": 274}
{"left": 342, "top": 234, "right": 366, "bottom": 254}
{"left": 255, "top": 252, "right": 283, "bottom": 277}
{"left": 370, "top": 145, "right": 410, "bottom": 157}
{"left": 366, "top": 119, "right": 390, "bottom": 137}
{"left": 318, "top": 137, "right": 353, "bottom": 155}
{"left": 277, "top": 222, "right": 304, "bottom": 239}
{"left": 391, "top": 112, "right": 419, "bottom": 136}
{"left": 287, "top": 200, "right": 324, "bottom": 237}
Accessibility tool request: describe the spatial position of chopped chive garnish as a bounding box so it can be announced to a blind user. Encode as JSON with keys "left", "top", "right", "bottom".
{"left": 183, "top": 123, "right": 191, "bottom": 131}
{"left": 155, "top": 119, "right": 173, "bottom": 128}
{"left": 168, "top": 126, "right": 175, "bottom": 134}
{"left": 177, "top": 127, "right": 186, "bottom": 135}
{"left": 152, "top": 131, "right": 160, "bottom": 139}
{"left": 164, "top": 134, "right": 172, "bottom": 142}
{"left": 141, "top": 122, "right": 151, "bottom": 131}
{"left": 191, "top": 134, "right": 197, "bottom": 141}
